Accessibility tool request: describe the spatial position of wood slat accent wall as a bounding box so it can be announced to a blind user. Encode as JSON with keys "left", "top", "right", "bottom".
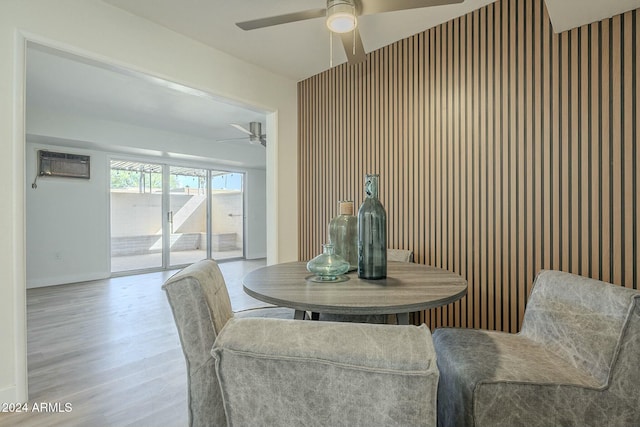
{"left": 297, "top": 0, "right": 639, "bottom": 332}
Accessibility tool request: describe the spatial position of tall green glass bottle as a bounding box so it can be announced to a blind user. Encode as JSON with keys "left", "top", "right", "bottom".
{"left": 357, "top": 174, "right": 387, "bottom": 279}
{"left": 328, "top": 200, "right": 358, "bottom": 271}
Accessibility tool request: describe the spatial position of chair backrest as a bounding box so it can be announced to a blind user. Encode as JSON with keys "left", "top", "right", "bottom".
{"left": 162, "top": 259, "right": 232, "bottom": 427}
{"left": 387, "top": 248, "right": 414, "bottom": 263}
{"left": 521, "top": 270, "right": 640, "bottom": 385}
{"left": 607, "top": 296, "right": 640, "bottom": 408}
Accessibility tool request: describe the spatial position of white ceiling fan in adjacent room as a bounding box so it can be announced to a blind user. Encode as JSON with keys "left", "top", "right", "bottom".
{"left": 236, "top": 0, "right": 464, "bottom": 65}
{"left": 218, "top": 122, "right": 267, "bottom": 147}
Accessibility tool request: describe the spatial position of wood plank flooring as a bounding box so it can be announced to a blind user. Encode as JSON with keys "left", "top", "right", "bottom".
{"left": 0, "top": 259, "right": 266, "bottom": 427}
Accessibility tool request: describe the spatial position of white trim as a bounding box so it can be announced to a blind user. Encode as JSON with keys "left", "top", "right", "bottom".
{"left": 13, "top": 29, "right": 28, "bottom": 404}
{"left": 265, "top": 112, "right": 278, "bottom": 265}
{"left": 26, "top": 272, "right": 110, "bottom": 289}
{"left": 0, "top": 385, "right": 20, "bottom": 404}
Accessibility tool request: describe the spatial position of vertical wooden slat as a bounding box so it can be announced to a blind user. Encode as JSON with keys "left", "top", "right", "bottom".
{"left": 428, "top": 29, "right": 437, "bottom": 327}
{"left": 636, "top": 9, "right": 640, "bottom": 290}
{"left": 498, "top": 0, "right": 506, "bottom": 331}
{"left": 479, "top": 6, "right": 488, "bottom": 330}
{"left": 516, "top": 0, "right": 526, "bottom": 330}
{"left": 571, "top": 28, "right": 580, "bottom": 274}
{"left": 435, "top": 24, "right": 442, "bottom": 276}
{"left": 611, "top": 15, "right": 623, "bottom": 287}
{"left": 486, "top": 3, "right": 502, "bottom": 329}
{"left": 418, "top": 31, "right": 426, "bottom": 268}
{"left": 623, "top": 12, "right": 634, "bottom": 289}
{"left": 542, "top": 3, "right": 551, "bottom": 272}
{"left": 459, "top": 15, "right": 469, "bottom": 327}
{"left": 391, "top": 42, "right": 399, "bottom": 251}
{"left": 591, "top": 21, "right": 601, "bottom": 281}
{"left": 551, "top": 15, "right": 561, "bottom": 273}
{"left": 601, "top": 18, "right": 611, "bottom": 284}
{"left": 581, "top": 23, "right": 591, "bottom": 277}
{"left": 524, "top": 0, "right": 534, "bottom": 322}
{"left": 533, "top": 0, "right": 543, "bottom": 287}
{"left": 447, "top": 21, "right": 456, "bottom": 325}
{"left": 465, "top": 12, "right": 474, "bottom": 327}
{"left": 472, "top": 8, "right": 481, "bottom": 330}
{"left": 297, "top": 0, "right": 640, "bottom": 333}
{"left": 506, "top": 0, "right": 515, "bottom": 332}
{"left": 561, "top": 30, "right": 570, "bottom": 272}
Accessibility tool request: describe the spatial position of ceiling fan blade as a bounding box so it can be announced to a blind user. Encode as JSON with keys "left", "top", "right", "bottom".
{"left": 360, "top": 0, "right": 464, "bottom": 15}
{"left": 217, "top": 137, "right": 250, "bottom": 142}
{"left": 340, "top": 29, "right": 366, "bottom": 64}
{"left": 237, "top": 8, "right": 326, "bottom": 31}
{"left": 230, "top": 123, "right": 253, "bottom": 135}
{"left": 218, "top": 138, "right": 265, "bottom": 148}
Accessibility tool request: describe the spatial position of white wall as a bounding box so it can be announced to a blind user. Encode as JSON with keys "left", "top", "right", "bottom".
{"left": 27, "top": 107, "right": 268, "bottom": 170}
{"left": 26, "top": 140, "right": 266, "bottom": 288}
{"left": 25, "top": 143, "right": 110, "bottom": 288}
{"left": 0, "top": 0, "right": 298, "bottom": 403}
{"left": 245, "top": 169, "right": 267, "bottom": 259}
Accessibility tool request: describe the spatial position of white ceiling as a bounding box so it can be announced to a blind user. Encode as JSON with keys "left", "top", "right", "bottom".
{"left": 26, "top": 44, "right": 268, "bottom": 168}
{"left": 101, "top": 0, "right": 640, "bottom": 81}
{"left": 102, "top": 0, "right": 497, "bottom": 81}
{"left": 26, "top": 0, "right": 640, "bottom": 170}
{"left": 545, "top": 0, "right": 640, "bottom": 33}
{"left": 27, "top": 45, "right": 267, "bottom": 138}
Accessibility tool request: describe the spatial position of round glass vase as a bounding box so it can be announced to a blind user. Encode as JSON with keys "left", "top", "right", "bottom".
{"left": 306, "top": 243, "right": 350, "bottom": 281}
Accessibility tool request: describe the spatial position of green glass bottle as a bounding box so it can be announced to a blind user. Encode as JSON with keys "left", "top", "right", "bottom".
{"left": 328, "top": 200, "right": 358, "bottom": 271}
{"left": 358, "top": 174, "right": 387, "bottom": 279}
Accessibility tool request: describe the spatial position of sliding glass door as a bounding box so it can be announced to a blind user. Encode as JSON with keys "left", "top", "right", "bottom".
{"left": 168, "top": 167, "right": 208, "bottom": 267}
{"left": 110, "top": 160, "right": 245, "bottom": 273}
{"left": 211, "top": 171, "right": 244, "bottom": 260}
{"left": 110, "top": 161, "right": 164, "bottom": 273}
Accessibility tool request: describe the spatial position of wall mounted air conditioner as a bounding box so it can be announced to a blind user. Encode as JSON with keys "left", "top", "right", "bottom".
{"left": 38, "top": 150, "right": 90, "bottom": 179}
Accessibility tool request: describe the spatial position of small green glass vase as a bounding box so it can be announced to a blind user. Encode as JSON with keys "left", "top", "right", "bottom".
{"left": 306, "top": 243, "right": 350, "bottom": 281}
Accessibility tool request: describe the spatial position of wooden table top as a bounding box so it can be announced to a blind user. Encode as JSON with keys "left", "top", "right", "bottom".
{"left": 243, "top": 261, "right": 467, "bottom": 316}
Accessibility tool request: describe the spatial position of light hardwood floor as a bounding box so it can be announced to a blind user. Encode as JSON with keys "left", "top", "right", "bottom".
{"left": 0, "top": 259, "right": 267, "bottom": 427}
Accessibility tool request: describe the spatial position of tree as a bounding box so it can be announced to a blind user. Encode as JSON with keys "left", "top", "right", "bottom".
{"left": 110, "top": 169, "right": 163, "bottom": 192}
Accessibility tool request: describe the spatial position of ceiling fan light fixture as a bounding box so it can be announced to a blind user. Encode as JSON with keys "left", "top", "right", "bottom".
{"left": 326, "top": 1, "right": 357, "bottom": 33}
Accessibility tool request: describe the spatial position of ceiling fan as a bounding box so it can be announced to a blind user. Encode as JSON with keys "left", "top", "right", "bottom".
{"left": 236, "top": 0, "right": 464, "bottom": 65}
{"left": 218, "top": 122, "right": 267, "bottom": 147}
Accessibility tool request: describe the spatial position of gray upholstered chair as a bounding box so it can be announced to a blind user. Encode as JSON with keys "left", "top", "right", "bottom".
{"left": 433, "top": 270, "right": 640, "bottom": 427}
{"left": 162, "top": 259, "right": 293, "bottom": 427}
{"left": 212, "top": 317, "right": 439, "bottom": 426}
{"left": 387, "top": 248, "right": 414, "bottom": 263}
{"left": 164, "top": 258, "right": 439, "bottom": 427}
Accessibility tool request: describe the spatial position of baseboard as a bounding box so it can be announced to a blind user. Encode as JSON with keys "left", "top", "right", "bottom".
{"left": 245, "top": 252, "right": 266, "bottom": 260}
{"left": 0, "top": 385, "right": 21, "bottom": 404}
{"left": 26, "top": 271, "right": 109, "bottom": 289}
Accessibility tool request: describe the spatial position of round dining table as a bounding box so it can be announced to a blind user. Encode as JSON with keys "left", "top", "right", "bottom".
{"left": 243, "top": 261, "right": 467, "bottom": 325}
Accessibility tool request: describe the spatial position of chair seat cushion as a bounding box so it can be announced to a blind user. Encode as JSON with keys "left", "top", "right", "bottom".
{"left": 434, "top": 328, "right": 599, "bottom": 386}
{"left": 433, "top": 328, "right": 602, "bottom": 427}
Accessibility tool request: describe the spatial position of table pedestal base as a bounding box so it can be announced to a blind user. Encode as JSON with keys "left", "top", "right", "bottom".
{"left": 294, "top": 310, "right": 410, "bottom": 325}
